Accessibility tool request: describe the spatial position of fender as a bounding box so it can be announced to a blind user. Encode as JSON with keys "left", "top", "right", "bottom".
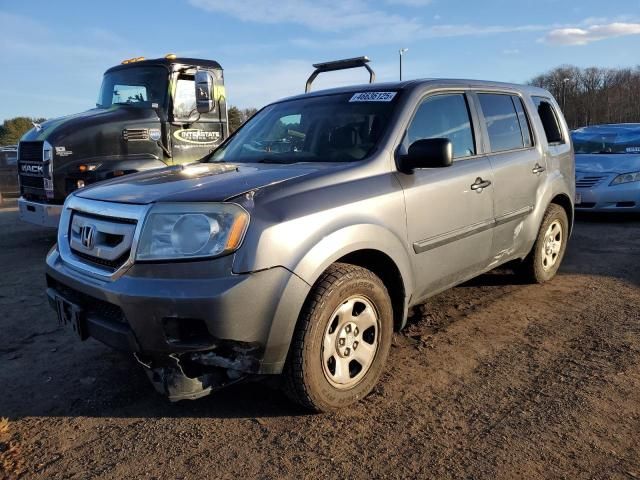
{"left": 257, "top": 223, "right": 415, "bottom": 373}
{"left": 291, "top": 223, "right": 414, "bottom": 296}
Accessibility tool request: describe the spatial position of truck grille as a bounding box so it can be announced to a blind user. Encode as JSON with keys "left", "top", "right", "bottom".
{"left": 122, "top": 128, "right": 149, "bottom": 141}
{"left": 19, "top": 141, "right": 43, "bottom": 162}
{"left": 19, "top": 175, "right": 44, "bottom": 189}
{"left": 18, "top": 141, "right": 45, "bottom": 196}
{"left": 576, "top": 175, "right": 607, "bottom": 189}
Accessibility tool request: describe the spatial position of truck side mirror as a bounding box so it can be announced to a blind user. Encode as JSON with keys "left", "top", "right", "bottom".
{"left": 195, "top": 70, "right": 216, "bottom": 114}
{"left": 398, "top": 138, "right": 453, "bottom": 173}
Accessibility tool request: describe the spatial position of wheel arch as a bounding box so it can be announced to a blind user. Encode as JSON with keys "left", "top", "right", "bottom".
{"left": 550, "top": 192, "right": 574, "bottom": 235}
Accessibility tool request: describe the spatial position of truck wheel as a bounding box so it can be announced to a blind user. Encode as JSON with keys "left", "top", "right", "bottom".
{"left": 284, "top": 263, "right": 393, "bottom": 412}
{"left": 517, "top": 203, "right": 569, "bottom": 284}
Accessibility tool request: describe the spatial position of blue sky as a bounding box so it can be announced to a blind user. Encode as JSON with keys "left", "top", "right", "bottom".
{"left": 1, "top": 0, "right": 639, "bottom": 121}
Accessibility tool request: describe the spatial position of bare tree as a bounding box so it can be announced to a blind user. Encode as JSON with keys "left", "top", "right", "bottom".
{"left": 529, "top": 65, "right": 640, "bottom": 128}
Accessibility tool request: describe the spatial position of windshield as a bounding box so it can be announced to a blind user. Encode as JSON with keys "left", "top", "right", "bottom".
{"left": 209, "top": 92, "right": 399, "bottom": 164}
{"left": 97, "top": 66, "right": 167, "bottom": 109}
{"left": 572, "top": 125, "right": 640, "bottom": 154}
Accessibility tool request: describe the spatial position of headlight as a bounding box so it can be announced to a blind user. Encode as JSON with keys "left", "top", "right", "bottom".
{"left": 610, "top": 171, "right": 640, "bottom": 186}
{"left": 136, "top": 203, "right": 249, "bottom": 261}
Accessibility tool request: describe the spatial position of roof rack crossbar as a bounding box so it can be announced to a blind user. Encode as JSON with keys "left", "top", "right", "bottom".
{"left": 305, "top": 56, "right": 375, "bottom": 93}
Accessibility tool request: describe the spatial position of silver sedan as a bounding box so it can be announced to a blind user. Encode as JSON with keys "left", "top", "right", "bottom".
{"left": 573, "top": 124, "right": 640, "bottom": 212}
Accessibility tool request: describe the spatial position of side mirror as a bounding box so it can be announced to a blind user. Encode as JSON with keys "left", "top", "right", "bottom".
{"left": 398, "top": 138, "right": 453, "bottom": 173}
{"left": 195, "top": 70, "right": 216, "bottom": 114}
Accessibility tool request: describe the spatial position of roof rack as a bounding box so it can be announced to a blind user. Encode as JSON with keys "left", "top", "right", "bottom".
{"left": 305, "top": 56, "right": 375, "bottom": 93}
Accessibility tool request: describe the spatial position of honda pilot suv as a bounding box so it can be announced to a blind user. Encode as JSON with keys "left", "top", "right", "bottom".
{"left": 46, "top": 74, "right": 574, "bottom": 412}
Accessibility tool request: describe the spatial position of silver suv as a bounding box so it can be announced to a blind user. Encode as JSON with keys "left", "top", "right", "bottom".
{"left": 46, "top": 75, "right": 574, "bottom": 411}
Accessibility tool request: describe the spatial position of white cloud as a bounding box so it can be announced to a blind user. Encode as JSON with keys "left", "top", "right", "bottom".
{"left": 188, "top": 0, "right": 420, "bottom": 33}
{"left": 502, "top": 48, "right": 520, "bottom": 55}
{"left": 543, "top": 22, "right": 640, "bottom": 45}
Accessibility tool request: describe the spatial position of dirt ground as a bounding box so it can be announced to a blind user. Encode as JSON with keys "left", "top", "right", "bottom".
{"left": 0, "top": 205, "right": 638, "bottom": 480}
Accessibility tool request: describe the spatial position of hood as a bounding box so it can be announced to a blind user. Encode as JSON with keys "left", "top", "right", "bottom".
{"left": 575, "top": 153, "right": 640, "bottom": 174}
{"left": 75, "top": 162, "right": 329, "bottom": 204}
{"left": 20, "top": 105, "right": 162, "bottom": 163}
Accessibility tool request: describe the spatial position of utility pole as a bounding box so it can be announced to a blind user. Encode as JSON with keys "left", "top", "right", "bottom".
{"left": 399, "top": 48, "right": 408, "bottom": 81}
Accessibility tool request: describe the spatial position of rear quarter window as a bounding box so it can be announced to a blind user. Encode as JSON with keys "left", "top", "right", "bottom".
{"left": 533, "top": 96, "right": 564, "bottom": 145}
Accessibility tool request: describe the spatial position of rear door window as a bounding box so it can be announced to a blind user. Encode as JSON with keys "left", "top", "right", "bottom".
{"left": 513, "top": 97, "right": 533, "bottom": 148}
{"left": 406, "top": 93, "right": 476, "bottom": 159}
{"left": 533, "top": 97, "right": 564, "bottom": 144}
{"left": 478, "top": 93, "right": 528, "bottom": 152}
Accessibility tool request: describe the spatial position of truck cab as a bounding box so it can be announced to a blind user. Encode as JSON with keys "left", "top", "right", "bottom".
{"left": 18, "top": 55, "right": 228, "bottom": 227}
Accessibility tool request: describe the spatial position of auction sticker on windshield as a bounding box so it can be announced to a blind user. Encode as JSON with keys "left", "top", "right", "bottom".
{"left": 349, "top": 92, "right": 397, "bottom": 102}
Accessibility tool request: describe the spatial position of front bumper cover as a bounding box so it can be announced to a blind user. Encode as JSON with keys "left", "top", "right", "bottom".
{"left": 46, "top": 248, "right": 310, "bottom": 400}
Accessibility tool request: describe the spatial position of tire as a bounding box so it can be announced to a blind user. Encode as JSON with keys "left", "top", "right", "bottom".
{"left": 516, "top": 203, "right": 569, "bottom": 284}
{"left": 283, "top": 263, "right": 393, "bottom": 412}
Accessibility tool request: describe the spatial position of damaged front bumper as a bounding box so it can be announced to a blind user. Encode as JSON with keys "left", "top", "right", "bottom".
{"left": 135, "top": 350, "right": 257, "bottom": 402}
{"left": 45, "top": 247, "right": 310, "bottom": 401}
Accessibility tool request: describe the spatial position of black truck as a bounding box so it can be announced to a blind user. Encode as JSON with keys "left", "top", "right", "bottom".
{"left": 18, "top": 55, "right": 228, "bottom": 226}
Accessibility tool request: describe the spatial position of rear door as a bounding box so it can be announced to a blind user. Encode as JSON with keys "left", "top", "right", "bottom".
{"left": 473, "top": 92, "right": 543, "bottom": 260}
{"left": 395, "top": 92, "right": 495, "bottom": 300}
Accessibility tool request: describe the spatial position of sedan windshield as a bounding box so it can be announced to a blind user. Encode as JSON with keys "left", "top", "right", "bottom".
{"left": 97, "top": 66, "right": 167, "bottom": 109}
{"left": 209, "top": 92, "right": 399, "bottom": 164}
{"left": 572, "top": 125, "right": 640, "bottom": 154}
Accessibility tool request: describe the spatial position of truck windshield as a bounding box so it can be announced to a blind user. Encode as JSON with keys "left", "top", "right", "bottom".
{"left": 572, "top": 126, "right": 640, "bottom": 154}
{"left": 97, "top": 66, "right": 167, "bottom": 109}
{"left": 209, "top": 92, "right": 399, "bottom": 164}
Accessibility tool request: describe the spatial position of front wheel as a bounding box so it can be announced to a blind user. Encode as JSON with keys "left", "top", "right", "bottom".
{"left": 283, "top": 263, "right": 393, "bottom": 412}
{"left": 517, "top": 203, "right": 569, "bottom": 283}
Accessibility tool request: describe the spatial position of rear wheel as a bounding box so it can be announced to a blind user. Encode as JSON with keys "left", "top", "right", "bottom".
{"left": 517, "top": 203, "right": 569, "bottom": 283}
{"left": 284, "top": 263, "right": 393, "bottom": 412}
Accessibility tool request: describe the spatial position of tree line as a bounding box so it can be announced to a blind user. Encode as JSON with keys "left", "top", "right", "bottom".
{"left": 529, "top": 65, "right": 640, "bottom": 129}
{"left": 0, "top": 117, "right": 46, "bottom": 147}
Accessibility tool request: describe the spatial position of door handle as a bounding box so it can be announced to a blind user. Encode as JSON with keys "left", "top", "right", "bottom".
{"left": 532, "top": 163, "right": 546, "bottom": 174}
{"left": 470, "top": 177, "right": 492, "bottom": 192}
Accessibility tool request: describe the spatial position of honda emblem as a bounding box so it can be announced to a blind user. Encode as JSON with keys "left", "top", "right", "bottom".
{"left": 80, "top": 224, "right": 96, "bottom": 249}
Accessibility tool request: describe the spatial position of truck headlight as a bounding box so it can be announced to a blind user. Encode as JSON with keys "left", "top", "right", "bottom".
{"left": 610, "top": 171, "right": 640, "bottom": 186}
{"left": 136, "top": 203, "right": 249, "bottom": 261}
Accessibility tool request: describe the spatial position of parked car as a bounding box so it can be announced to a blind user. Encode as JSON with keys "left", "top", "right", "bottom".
{"left": 0, "top": 145, "right": 18, "bottom": 202}
{"left": 45, "top": 61, "right": 574, "bottom": 411}
{"left": 572, "top": 124, "right": 640, "bottom": 212}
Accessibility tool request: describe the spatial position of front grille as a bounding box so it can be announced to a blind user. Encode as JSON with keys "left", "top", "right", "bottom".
{"left": 18, "top": 141, "right": 45, "bottom": 195}
{"left": 48, "top": 277, "right": 125, "bottom": 323}
{"left": 67, "top": 211, "right": 137, "bottom": 272}
{"left": 19, "top": 175, "right": 44, "bottom": 188}
{"left": 576, "top": 175, "right": 607, "bottom": 188}
{"left": 19, "top": 141, "right": 43, "bottom": 162}
{"left": 71, "top": 248, "right": 130, "bottom": 270}
{"left": 122, "top": 128, "right": 149, "bottom": 141}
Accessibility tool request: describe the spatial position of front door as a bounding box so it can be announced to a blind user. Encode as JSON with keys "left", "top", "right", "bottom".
{"left": 170, "top": 72, "right": 225, "bottom": 164}
{"left": 396, "top": 92, "right": 495, "bottom": 301}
